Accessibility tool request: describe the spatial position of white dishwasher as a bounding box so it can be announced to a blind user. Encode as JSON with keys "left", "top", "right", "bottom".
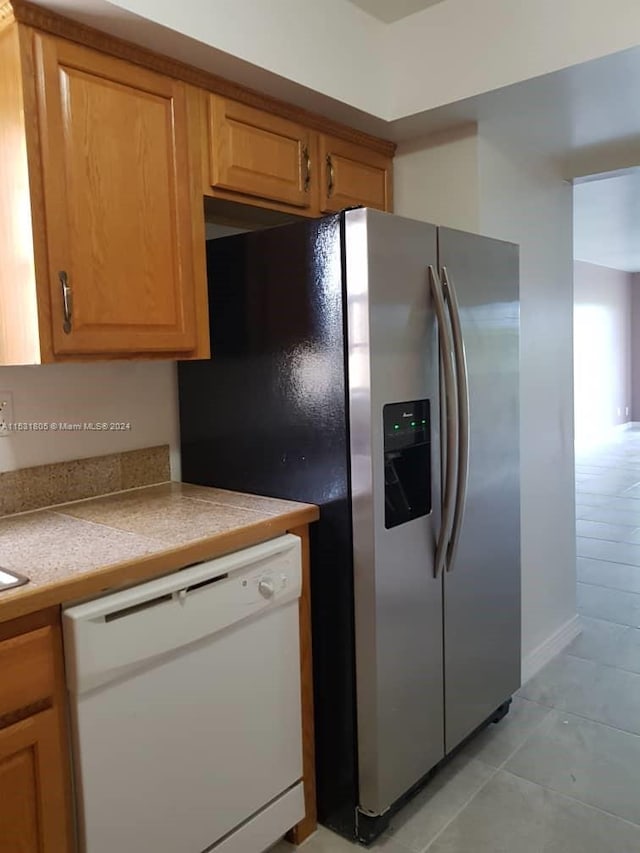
{"left": 63, "top": 535, "right": 304, "bottom": 853}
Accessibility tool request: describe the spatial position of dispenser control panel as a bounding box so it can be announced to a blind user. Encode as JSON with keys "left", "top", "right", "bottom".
{"left": 383, "top": 400, "right": 431, "bottom": 529}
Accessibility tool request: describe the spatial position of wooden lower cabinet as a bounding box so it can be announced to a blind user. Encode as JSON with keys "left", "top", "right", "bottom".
{"left": 0, "top": 612, "right": 73, "bottom": 853}
{"left": 0, "top": 711, "right": 70, "bottom": 853}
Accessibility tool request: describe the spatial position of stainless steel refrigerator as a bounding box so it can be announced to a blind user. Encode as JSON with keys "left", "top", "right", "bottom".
{"left": 178, "top": 208, "right": 520, "bottom": 844}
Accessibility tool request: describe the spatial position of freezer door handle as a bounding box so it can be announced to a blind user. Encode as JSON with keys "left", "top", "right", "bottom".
{"left": 429, "top": 265, "right": 458, "bottom": 579}
{"left": 441, "top": 265, "right": 470, "bottom": 572}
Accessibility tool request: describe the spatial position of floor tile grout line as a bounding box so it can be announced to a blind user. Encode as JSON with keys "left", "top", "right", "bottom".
{"left": 578, "top": 577, "right": 640, "bottom": 592}
{"left": 577, "top": 577, "right": 640, "bottom": 595}
{"left": 420, "top": 744, "right": 640, "bottom": 853}
{"left": 577, "top": 553, "right": 640, "bottom": 569}
{"left": 563, "top": 648, "right": 640, "bottom": 678}
{"left": 578, "top": 536, "right": 640, "bottom": 545}
{"left": 489, "top": 703, "right": 556, "bottom": 772}
{"left": 387, "top": 702, "right": 555, "bottom": 851}
{"left": 497, "top": 768, "right": 640, "bottom": 831}
{"left": 420, "top": 765, "right": 501, "bottom": 852}
{"left": 564, "top": 648, "right": 640, "bottom": 684}
{"left": 521, "top": 694, "right": 640, "bottom": 740}
{"left": 578, "top": 556, "right": 640, "bottom": 568}
{"left": 517, "top": 692, "right": 640, "bottom": 738}
{"left": 575, "top": 612, "right": 640, "bottom": 632}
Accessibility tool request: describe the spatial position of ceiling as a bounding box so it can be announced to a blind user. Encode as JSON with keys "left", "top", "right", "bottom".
{"left": 574, "top": 170, "right": 640, "bottom": 272}
{"left": 347, "top": 0, "right": 446, "bottom": 23}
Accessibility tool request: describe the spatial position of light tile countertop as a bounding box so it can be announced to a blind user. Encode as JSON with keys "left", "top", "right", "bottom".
{"left": 0, "top": 482, "right": 318, "bottom": 624}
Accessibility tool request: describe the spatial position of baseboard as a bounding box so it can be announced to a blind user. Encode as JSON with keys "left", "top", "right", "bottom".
{"left": 521, "top": 615, "right": 581, "bottom": 684}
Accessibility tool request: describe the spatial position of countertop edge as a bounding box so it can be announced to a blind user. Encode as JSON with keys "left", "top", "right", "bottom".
{"left": 0, "top": 505, "right": 319, "bottom": 626}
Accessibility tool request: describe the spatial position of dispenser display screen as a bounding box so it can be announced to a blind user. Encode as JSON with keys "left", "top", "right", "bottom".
{"left": 383, "top": 400, "right": 431, "bottom": 529}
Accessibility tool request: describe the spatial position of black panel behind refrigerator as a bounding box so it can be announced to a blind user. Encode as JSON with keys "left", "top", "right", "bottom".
{"left": 178, "top": 215, "right": 359, "bottom": 836}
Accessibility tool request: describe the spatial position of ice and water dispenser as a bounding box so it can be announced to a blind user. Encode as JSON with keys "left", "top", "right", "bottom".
{"left": 383, "top": 400, "right": 431, "bottom": 529}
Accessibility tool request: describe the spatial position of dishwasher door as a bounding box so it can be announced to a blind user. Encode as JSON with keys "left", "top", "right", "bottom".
{"left": 63, "top": 535, "right": 304, "bottom": 853}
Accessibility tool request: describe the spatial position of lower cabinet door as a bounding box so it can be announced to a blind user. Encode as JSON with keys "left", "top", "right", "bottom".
{"left": 0, "top": 710, "right": 71, "bottom": 853}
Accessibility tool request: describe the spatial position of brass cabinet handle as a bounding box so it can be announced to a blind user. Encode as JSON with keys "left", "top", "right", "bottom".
{"left": 326, "top": 154, "right": 335, "bottom": 197}
{"left": 59, "top": 271, "right": 72, "bottom": 334}
{"left": 302, "top": 146, "right": 311, "bottom": 192}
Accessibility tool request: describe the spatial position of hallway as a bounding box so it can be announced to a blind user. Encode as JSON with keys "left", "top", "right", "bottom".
{"left": 274, "top": 429, "right": 640, "bottom": 852}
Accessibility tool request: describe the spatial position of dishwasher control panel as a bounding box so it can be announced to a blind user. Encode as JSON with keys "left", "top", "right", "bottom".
{"left": 63, "top": 535, "right": 302, "bottom": 696}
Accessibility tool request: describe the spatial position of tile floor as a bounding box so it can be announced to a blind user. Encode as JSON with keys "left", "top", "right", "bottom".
{"left": 272, "top": 429, "right": 640, "bottom": 852}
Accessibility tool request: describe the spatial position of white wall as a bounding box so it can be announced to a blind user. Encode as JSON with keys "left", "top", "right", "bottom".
{"left": 47, "top": 0, "right": 640, "bottom": 121}
{"left": 573, "top": 261, "right": 632, "bottom": 447}
{"left": 388, "top": 0, "right": 640, "bottom": 118}
{"left": 476, "top": 122, "right": 577, "bottom": 671}
{"left": 394, "top": 125, "right": 480, "bottom": 230}
{"left": 47, "top": 0, "right": 387, "bottom": 117}
{"left": 394, "top": 122, "right": 577, "bottom": 674}
{"left": 0, "top": 362, "right": 180, "bottom": 475}
{"left": 45, "top": 0, "right": 640, "bottom": 123}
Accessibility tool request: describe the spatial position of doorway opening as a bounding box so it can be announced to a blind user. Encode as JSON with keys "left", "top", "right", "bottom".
{"left": 572, "top": 168, "right": 640, "bottom": 647}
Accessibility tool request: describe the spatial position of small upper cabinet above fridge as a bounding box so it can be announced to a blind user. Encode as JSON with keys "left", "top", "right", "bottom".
{"left": 207, "top": 94, "right": 314, "bottom": 212}
{"left": 319, "top": 134, "right": 392, "bottom": 213}
{"left": 202, "top": 95, "right": 394, "bottom": 217}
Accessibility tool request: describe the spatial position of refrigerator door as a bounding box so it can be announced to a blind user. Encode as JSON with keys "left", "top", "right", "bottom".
{"left": 438, "top": 227, "right": 521, "bottom": 753}
{"left": 344, "top": 209, "right": 444, "bottom": 818}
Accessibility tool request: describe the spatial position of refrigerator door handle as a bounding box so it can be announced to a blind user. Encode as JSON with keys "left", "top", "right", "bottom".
{"left": 441, "top": 265, "right": 470, "bottom": 572}
{"left": 429, "top": 265, "right": 458, "bottom": 579}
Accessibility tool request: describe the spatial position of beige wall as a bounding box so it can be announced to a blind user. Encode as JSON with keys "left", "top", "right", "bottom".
{"left": 394, "top": 125, "right": 480, "bottom": 231}
{"left": 0, "top": 362, "right": 180, "bottom": 476}
{"left": 573, "top": 261, "right": 632, "bottom": 446}
{"left": 99, "top": 0, "right": 640, "bottom": 122}
{"left": 476, "top": 122, "right": 576, "bottom": 674}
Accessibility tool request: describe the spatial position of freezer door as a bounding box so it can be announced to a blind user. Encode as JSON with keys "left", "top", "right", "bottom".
{"left": 345, "top": 209, "right": 444, "bottom": 817}
{"left": 438, "top": 227, "right": 521, "bottom": 753}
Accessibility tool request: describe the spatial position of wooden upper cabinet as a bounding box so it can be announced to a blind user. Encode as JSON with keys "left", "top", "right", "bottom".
{"left": 34, "top": 35, "right": 202, "bottom": 356}
{"left": 208, "top": 95, "right": 313, "bottom": 210}
{"left": 0, "top": 5, "right": 394, "bottom": 363}
{"left": 319, "top": 135, "right": 392, "bottom": 213}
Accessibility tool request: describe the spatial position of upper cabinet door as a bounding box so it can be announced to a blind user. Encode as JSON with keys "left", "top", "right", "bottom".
{"left": 208, "top": 95, "right": 313, "bottom": 210}
{"left": 319, "top": 135, "right": 392, "bottom": 213}
{"left": 34, "top": 35, "right": 199, "bottom": 355}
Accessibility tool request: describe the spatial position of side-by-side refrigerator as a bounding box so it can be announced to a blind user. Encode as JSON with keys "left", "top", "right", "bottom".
{"left": 178, "top": 209, "right": 520, "bottom": 844}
